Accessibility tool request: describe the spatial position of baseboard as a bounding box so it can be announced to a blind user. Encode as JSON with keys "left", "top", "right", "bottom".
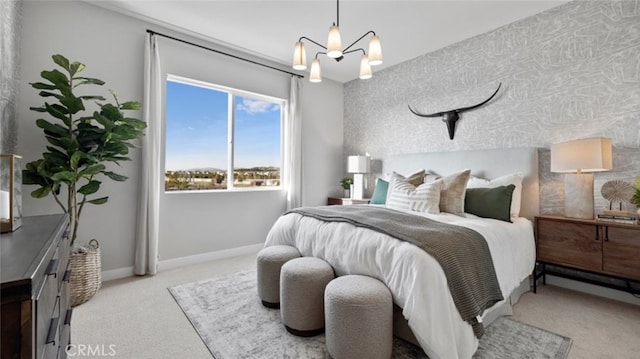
{"left": 546, "top": 275, "right": 640, "bottom": 306}
{"left": 158, "top": 243, "right": 263, "bottom": 272}
{"left": 101, "top": 243, "right": 264, "bottom": 282}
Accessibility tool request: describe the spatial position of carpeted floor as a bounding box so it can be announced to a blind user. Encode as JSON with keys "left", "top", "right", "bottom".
{"left": 169, "top": 270, "right": 571, "bottom": 359}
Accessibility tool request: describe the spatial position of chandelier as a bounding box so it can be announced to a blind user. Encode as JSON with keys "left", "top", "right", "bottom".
{"left": 292, "top": 0, "right": 383, "bottom": 82}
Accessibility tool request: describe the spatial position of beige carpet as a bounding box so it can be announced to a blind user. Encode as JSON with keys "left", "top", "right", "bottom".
{"left": 73, "top": 252, "right": 640, "bottom": 359}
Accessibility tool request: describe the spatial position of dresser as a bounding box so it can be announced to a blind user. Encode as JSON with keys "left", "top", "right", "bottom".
{"left": 1, "top": 214, "right": 71, "bottom": 359}
{"left": 534, "top": 215, "right": 640, "bottom": 292}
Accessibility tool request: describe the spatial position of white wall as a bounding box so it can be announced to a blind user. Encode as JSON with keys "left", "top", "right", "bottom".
{"left": 18, "top": 1, "right": 343, "bottom": 273}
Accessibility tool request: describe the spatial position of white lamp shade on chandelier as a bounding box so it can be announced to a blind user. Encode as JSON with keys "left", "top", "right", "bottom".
{"left": 326, "top": 25, "right": 343, "bottom": 58}
{"left": 292, "top": 0, "right": 382, "bottom": 82}
{"left": 551, "top": 137, "right": 612, "bottom": 219}
{"left": 292, "top": 41, "right": 307, "bottom": 70}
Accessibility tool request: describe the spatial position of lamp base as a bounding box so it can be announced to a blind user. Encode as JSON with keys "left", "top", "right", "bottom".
{"left": 353, "top": 173, "right": 365, "bottom": 200}
{"left": 564, "top": 173, "right": 594, "bottom": 219}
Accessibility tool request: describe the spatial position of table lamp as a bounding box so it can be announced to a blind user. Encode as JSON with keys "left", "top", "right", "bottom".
{"left": 347, "top": 155, "right": 370, "bottom": 200}
{"left": 550, "top": 137, "right": 612, "bottom": 219}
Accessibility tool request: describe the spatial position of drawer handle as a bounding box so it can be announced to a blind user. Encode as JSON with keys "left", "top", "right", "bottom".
{"left": 64, "top": 308, "right": 73, "bottom": 326}
{"left": 63, "top": 269, "right": 72, "bottom": 282}
{"left": 45, "top": 258, "right": 60, "bottom": 278}
{"left": 46, "top": 317, "right": 60, "bottom": 345}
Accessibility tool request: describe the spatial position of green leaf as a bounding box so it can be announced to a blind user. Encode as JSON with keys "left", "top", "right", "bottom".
{"left": 60, "top": 95, "right": 85, "bottom": 114}
{"left": 79, "top": 164, "right": 105, "bottom": 177}
{"left": 52, "top": 54, "right": 70, "bottom": 72}
{"left": 72, "top": 77, "right": 105, "bottom": 87}
{"left": 119, "top": 101, "right": 141, "bottom": 110}
{"left": 41, "top": 69, "right": 70, "bottom": 90}
{"left": 31, "top": 186, "right": 52, "bottom": 198}
{"left": 87, "top": 197, "right": 108, "bottom": 205}
{"left": 38, "top": 91, "right": 63, "bottom": 100}
{"left": 31, "top": 82, "right": 58, "bottom": 90}
{"left": 30, "top": 106, "right": 47, "bottom": 113}
{"left": 52, "top": 171, "right": 78, "bottom": 183}
{"left": 70, "top": 151, "right": 83, "bottom": 170}
{"left": 79, "top": 95, "right": 106, "bottom": 101}
{"left": 123, "top": 118, "right": 147, "bottom": 129}
{"left": 103, "top": 171, "right": 128, "bottom": 181}
{"left": 78, "top": 180, "right": 101, "bottom": 195}
{"left": 36, "top": 119, "right": 68, "bottom": 136}
{"left": 44, "top": 103, "right": 71, "bottom": 123}
{"left": 69, "top": 61, "right": 85, "bottom": 77}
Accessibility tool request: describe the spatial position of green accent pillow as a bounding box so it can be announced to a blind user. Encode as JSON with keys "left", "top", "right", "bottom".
{"left": 464, "top": 185, "right": 515, "bottom": 222}
{"left": 371, "top": 178, "right": 389, "bottom": 204}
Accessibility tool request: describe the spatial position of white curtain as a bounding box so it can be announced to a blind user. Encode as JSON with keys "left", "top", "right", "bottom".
{"left": 286, "top": 76, "right": 302, "bottom": 210}
{"left": 135, "top": 34, "right": 162, "bottom": 275}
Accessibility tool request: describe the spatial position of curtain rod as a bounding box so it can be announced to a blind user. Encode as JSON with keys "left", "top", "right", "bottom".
{"left": 146, "top": 29, "right": 304, "bottom": 79}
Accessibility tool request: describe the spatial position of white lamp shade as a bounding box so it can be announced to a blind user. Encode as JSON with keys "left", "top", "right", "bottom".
{"left": 368, "top": 35, "right": 383, "bottom": 66}
{"left": 326, "top": 25, "right": 343, "bottom": 58}
{"left": 310, "top": 58, "right": 322, "bottom": 83}
{"left": 347, "top": 155, "right": 370, "bottom": 173}
{"left": 359, "top": 55, "right": 372, "bottom": 80}
{"left": 292, "top": 41, "right": 307, "bottom": 70}
{"left": 551, "top": 137, "right": 613, "bottom": 173}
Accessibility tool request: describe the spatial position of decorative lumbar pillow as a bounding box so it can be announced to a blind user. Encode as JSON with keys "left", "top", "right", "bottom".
{"left": 387, "top": 178, "right": 442, "bottom": 214}
{"left": 465, "top": 185, "right": 516, "bottom": 222}
{"left": 370, "top": 178, "right": 389, "bottom": 204}
{"left": 439, "top": 169, "right": 471, "bottom": 215}
{"left": 467, "top": 172, "right": 524, "bottom": 218}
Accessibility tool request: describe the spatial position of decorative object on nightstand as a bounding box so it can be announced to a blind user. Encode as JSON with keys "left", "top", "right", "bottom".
{"left": 550, "top": 137, "right": 612, "bottom": 219}
{"left": 347, "top": 155, "right": 370, "bottom": 200}
{"left": 0, "top": 154, "right": 22, "bottom": 233}
{"left": 597, "top": 179, "right": 638, "bottom": 224}
{"left": 340, "top": 177, "right": 353, "bottom": 198}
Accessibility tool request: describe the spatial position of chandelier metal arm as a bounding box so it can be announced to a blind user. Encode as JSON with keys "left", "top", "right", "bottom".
{"left": 298, "top": 36, "right": 327, "bottom": 51}
{"left": 343, "top": 48, "right": 366, "bottom": 56}
{"left": 343, "top": 30, "right": 376, "bottom": 54}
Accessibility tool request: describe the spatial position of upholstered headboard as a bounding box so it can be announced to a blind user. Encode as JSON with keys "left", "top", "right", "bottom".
{"left": 383, "top": 147, "right": 540, "bottom": 220}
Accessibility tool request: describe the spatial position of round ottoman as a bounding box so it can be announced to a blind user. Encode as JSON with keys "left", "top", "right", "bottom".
{"left": 324, "top": 275, "right": 393, "bottom": 359}
{"left": 280, "top": 257, "right": 335, "bottom": 336}
{"left": 257, "top": 245, "right": 301, "bottom": 308}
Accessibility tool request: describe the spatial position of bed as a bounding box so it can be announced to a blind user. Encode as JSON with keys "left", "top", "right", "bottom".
{"left": 264, "top": 147, "right": 539, "bottom": 359}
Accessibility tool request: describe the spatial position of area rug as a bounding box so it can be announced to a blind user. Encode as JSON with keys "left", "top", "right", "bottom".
{"left": 169, "top": 270, "right": 571, "bottom": 359}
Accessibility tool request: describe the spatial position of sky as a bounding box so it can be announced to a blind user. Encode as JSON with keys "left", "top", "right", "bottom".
{"left": 165, "top": 79, "right": 282, "bottom": 171}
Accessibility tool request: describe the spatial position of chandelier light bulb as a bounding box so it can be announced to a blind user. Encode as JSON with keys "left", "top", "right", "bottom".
{"left": 292, "top": 41, "right": 307, "bottom": 70}
{"left": 310, "top": 58, "right": 322, "bottom": 83}
{"left": 326, "top": 24, "right": 343, "bottom": 58}
{"left": 368, "top": 35, "right": 383, "bottom": 66}
{"left": 359, "top": 54, "right": 372, "bottom": 80}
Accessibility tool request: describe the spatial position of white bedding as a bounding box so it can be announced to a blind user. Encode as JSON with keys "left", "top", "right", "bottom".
{"left": 264, "top": 205, "right": 536, "bottom": 359}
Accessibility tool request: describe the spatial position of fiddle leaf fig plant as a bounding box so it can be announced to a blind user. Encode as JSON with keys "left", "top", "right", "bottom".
{"left": 23, "top": 54, "right": 146, "bottom": 246}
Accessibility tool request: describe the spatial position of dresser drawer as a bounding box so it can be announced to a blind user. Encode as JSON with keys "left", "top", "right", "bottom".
{"left": 35, "top": 257, "right": 60, "bottom": 358}
{"left": 39, "top": 296, "right": 60, "bottom": 359}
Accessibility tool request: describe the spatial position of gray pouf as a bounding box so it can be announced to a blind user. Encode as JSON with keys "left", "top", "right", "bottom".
{"left": 325, "top": 275, "right": 393, "bottom": 359}
{"left": 280, "top": 257, "right": 335, "bottom": 336}
{"left": 257, "top": 245, "right": 301, "bottom": 308}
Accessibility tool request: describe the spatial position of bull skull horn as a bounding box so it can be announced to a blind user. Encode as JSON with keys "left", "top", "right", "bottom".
{"left": 408, "top": 82, "right": 502, "bottom": 140}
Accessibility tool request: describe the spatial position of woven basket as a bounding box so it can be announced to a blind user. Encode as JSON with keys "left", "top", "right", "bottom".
{"left": 70, "top": 239, "right": 102, "bottom": 307}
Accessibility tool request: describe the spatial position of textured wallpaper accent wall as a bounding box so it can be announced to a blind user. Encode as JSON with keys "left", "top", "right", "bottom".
{"left": 344, "top": 0, "right": 640, "bottom": 215}
{"left": 0, "top": 0, "right": 22, "bottom": 154}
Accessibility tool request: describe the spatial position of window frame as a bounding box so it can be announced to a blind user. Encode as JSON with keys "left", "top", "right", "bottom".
{"left": 165, "top": 74, "right": 286, "bottom": 193}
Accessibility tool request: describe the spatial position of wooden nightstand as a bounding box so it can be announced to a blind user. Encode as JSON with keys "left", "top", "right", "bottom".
{"left": 327, "top": 197, "right": 371, "bottom": 205}
{"left": 533, "top": 215, "right": 640, "bottom": 293}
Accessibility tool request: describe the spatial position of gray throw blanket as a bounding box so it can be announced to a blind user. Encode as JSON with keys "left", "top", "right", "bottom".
{"left": 286, "top": 205, "right": 504, "bottom": 338}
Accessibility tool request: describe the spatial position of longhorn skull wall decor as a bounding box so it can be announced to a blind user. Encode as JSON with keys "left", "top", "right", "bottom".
{"left": 408, "top": 82, "right": 502, "bottom": 140}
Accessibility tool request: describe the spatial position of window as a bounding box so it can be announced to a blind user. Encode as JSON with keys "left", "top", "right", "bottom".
{"left": 164, "top": 75, "right": 284, "bottom": 192}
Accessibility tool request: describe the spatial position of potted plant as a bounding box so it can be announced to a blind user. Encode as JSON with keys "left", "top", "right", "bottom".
{"left": 22, "top": 54, "right": 146, "bottom": 305}
{"left": 632, "top": 176, "right": 640, "bottom": 218}
{"left": 340, "top": 177, "right": 353, "bottom": 198}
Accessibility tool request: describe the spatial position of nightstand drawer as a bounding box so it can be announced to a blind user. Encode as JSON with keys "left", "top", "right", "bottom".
{"left": 327, "top": 197, "right": 370, "bottom": 205}
{"left": 602, "top": 226, "right": 640, "bottom": 281}
{"left": 536, "top": 218, "right": 601, "bottom": 271}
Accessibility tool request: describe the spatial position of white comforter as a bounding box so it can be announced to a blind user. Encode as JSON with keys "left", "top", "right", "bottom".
{"left": 264, "top": 206, "right": 536, "bottom": 359}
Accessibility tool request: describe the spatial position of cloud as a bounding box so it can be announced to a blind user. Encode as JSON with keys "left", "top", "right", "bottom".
{"left": 236, "top": 98, "right": 279, "bottom": 115}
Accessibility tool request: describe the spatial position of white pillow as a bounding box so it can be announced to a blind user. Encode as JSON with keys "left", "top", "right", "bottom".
{"left": 385, "top": 169, "right": 426, "bottom": 204}
{"left": 439, "top": 169, "right": 471, "bottom": 215}
{"left": 467, "top": 172, "right": 524, "bottom": 218}
{"left": 387, "top": 178, "right": 442, "bottom": 214}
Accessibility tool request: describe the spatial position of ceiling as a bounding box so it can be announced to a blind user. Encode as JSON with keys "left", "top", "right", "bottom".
{"left": 94, "top": 0, "right": 570, "bottom": 83}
